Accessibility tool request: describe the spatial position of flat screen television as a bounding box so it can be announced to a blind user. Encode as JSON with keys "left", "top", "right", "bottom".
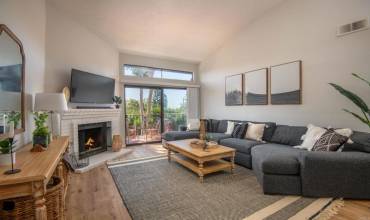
{"left": 70, "top": 69, "right": 115, "bottom": 104}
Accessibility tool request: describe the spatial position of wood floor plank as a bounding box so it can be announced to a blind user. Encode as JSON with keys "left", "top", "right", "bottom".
{"left": 64, "top": 144, "right": 370, "bottom": 220}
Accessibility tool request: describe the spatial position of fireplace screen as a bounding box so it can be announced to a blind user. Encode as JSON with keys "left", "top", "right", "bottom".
{"left": 78, "top": 121, "right": 112, "bottom": 159}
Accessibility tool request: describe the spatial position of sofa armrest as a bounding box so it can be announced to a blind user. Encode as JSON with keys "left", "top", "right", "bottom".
{"left": 299, "top": 151, "right": 370, "bottom": 199}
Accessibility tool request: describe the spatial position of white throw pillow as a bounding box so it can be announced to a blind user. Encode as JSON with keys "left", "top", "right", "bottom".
{"left": 294, "top": 124, "right": 326, "bottom": 151}
{"left": 334, "top": 128, "right": 353, "bottom": 144}
{"left": 225, "top": 121, "right": 235, "bottom": 135}
{"left": 187, "top": 119, "right": 200, "bottom": 131}
{"left": 245, "top": 122, "right": 265, "bottom": 141}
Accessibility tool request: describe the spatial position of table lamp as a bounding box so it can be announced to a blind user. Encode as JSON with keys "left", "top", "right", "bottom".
{"left": 34, "top": 93, "right": 68, "bottom": 139}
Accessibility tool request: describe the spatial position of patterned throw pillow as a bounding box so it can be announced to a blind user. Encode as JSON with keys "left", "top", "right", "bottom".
{"left": 312, "top": 129, "right": 349, "bottom": 152}
{"left": 231, "top": 123, "right": 248, "bottom": 138}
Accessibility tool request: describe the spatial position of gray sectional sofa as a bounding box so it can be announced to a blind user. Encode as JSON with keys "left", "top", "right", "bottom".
{"left": 162, "top": 119, "right": 370, "bottom": 199}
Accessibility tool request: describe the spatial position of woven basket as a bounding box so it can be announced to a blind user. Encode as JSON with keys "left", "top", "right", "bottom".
{"left": 0, "top": 176, "right": 64, "bottom": 220}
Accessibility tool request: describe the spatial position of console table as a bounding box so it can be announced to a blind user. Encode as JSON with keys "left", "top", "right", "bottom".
{"left": 0, "top": 136, "right": 69, "bottom": 220}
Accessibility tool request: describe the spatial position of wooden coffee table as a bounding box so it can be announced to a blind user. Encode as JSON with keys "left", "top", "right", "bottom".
{"left": 166, "top": 139, "right": 235, "bottom": 183}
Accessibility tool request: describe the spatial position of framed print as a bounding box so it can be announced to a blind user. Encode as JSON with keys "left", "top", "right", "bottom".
{"left": 243, "top": 68, "right": 268, "bottom": 105}
{"left": 225, "top": 74, "right": 243, "bottom": 106}
{"left": 270, "top": 60, "right": 302, "bottom": 105}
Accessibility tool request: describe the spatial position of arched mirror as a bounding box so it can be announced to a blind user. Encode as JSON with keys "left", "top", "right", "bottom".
{"left": 0, "top": 24, "right": 25, "bottom": 137}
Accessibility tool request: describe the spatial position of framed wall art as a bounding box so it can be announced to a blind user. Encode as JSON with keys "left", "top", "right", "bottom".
{"left": 270, "top": 60, "right": 302, "bottom": 105}
{"left": 243, "top": 68, "right": 268, "bottom": 105}
{"left": 225, "top": 74, "right": 243, "bottom": 106}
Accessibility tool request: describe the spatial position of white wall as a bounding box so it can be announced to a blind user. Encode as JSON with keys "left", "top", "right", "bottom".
{"left": 45, "top": 2, "right": 119, "bottom": 95}
{"left": 0, "top": 0, "right": 46, "bottom": 143}
{"left": 199, "top": 0, "right": 370, "bottom": 132}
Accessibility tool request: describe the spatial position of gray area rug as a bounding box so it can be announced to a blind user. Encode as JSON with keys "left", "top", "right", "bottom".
{"left": 109, "top": 158, "right": 318, "bottom": 220}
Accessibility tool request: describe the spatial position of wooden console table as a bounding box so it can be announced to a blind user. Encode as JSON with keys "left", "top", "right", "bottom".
{"left": 0, "top": 136, "right": 69, "bottom": 220}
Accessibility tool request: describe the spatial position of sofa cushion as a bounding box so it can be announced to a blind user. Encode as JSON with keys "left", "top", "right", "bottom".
{"left": 162, "top": 131, "right": 199, "bottom": 141}
{"left": 207, "top": 119, "right": 220, "bottom": 133}
{"left": 270, "top": 125, "right": 307, "bottom": 146}
{"left": 219, "top": 138, "right": 261, "bottom": 154}
{"left": 262, "top": 157, "right": 300, "bottom": 175}
{"left": 342, "top": 131, "right": 370, "bottom": 153}
{"left": 252, "top": 144, "right": 305, "bottom": 175}
{"left": 207, "top": 132, "right": 231, "bottom": 143}
{"left": 216, "top": 120, "right": 228, "bottom": 133}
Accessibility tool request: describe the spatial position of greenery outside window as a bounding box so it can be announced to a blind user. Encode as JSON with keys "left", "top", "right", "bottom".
{"left": 123, "top": 64, "right": 193, "bottom": 81}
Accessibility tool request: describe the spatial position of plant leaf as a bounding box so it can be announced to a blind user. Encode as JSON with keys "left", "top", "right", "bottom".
{"left": 329, "top": 83, "right": 369, "bottom": 113}
{"left": 352, "top": 73, "right": 370, "bottom": 87}
{"left": 343, "top": 109, "right": 370, "bottom": 127}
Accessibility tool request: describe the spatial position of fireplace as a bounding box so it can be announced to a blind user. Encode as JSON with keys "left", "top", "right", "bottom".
{"left": 78, "top": 121, "right": 112, "bottom": 159}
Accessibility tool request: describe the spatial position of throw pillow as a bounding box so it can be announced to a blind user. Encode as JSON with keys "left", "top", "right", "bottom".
{"left": 312, "top": 129, "right": 349, "bottom": 151}
{"left": 294, "top": 124, "right": 326, "bottom": 151}
{"left": 230, "top": 123, "right": 247, "bottom": 138}
{"left": 231, "top": 123, "right": 242, "bottom": 138}
{"left": 245, "top": 122, "right": 265, "bottom": 141}
{"left": 225, "top": 121, "right": 235, "bottom": 135}
{"left": 187, "top": 119, "right": 200, "bottom": 131}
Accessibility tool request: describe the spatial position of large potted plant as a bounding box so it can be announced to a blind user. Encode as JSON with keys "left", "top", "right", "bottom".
{"left": 32, "top": 112, "right": 50, "bottom": 150}
{"left": 329, "top": 73, "right": 370, "bottom": 129}
{"left": 0, "top": 138, "right": 15, "bottom": 166}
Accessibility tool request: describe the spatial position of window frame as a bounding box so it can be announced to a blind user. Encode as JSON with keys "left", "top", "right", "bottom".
{"left": 123, "top": 64, "right": 194, "bottom": 82}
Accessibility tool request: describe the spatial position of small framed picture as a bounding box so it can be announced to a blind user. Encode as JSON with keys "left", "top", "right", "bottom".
{"left": 244, "top": 68, "right": 268, "bottom": 105}
{"left": 225, "top": 74, "right": 243, "bottom": 106}
{"left": 270, "top": 60, "right": 302, "bottom": 105}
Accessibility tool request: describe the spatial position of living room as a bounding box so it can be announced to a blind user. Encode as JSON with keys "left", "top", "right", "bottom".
{"left": 0, "top": 0, "right": 369, "bottom": 219}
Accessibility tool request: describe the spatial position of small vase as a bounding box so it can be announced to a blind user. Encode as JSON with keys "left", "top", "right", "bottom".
{"left": 0, "top": 152, "right": 16, "bottom": 166}
{"left": 115, "top": 104, "right": 120, "bottom": 109}
{"left": 112, "top": 135, "right": 123, "bottom": 152}
{"left": 33, "top": 135, "right": 49, "bottom": 149}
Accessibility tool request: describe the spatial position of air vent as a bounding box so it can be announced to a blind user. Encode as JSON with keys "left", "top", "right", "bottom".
{"left": 337, "top": 18, "right": 369, "bottom": 36}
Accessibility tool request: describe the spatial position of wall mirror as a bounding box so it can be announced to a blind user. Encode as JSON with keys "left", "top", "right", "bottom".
{"left": 0, "top": 24, "right": 25, "bottom": 137}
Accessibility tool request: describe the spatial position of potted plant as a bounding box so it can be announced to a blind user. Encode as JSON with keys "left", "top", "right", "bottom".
{"left": 112, "top": 96, "right": 123, "bottom": 109}
{"left": 32, "top": 112, "right": 50, "bottom": 150}
{"left": 329, "top": 73, "right": 370, "bottom": 129}
{"left": 0, "top": 138, "right": 15, "bottom": 166}
{"left": 6, "top": 111, "right": 21, "bottom": 129}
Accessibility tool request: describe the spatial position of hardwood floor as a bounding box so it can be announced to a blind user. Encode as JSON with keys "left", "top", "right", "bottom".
{"left": 65, "top": 144, "right": 370, "bottom": 220}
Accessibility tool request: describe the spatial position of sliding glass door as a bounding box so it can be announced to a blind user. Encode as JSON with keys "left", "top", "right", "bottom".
{"left": 124, "top": 86, "right": 187, "bottom": 145}
{"left": 163, "top": 89, "right": 187, "bottom": 132}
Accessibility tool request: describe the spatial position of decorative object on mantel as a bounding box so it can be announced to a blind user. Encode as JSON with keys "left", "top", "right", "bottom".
{"left": 329, "top": 73, "right": 370, "bottom": 129}
{"left": 270, "top": 60, "right": 302, "bottom": 105}
{"left": 2, "top": 122, "right": 21, "bottom": 174}
{"left": 31, "top": 112, "right": 50, "bottom": 152}
{"left": 62, "top": 86, "right": 70, "bottom": 102}
{"left": 112, "top": 96, "right": 123, "bottom": 109}
{"left": 112, "top": 135, "right": 123, "bottom": 152}
{"left": 34, "top": 93, "right": 68, "bottom": 140}
{"left": 243, "top": 68, "right": 268, "bottom": 105}
{"left": 225, "top": 74, "right": 243, "bottom": 106}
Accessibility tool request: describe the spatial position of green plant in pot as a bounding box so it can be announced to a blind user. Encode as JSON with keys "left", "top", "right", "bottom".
{"left": 329, "top": 73, "right": 370, "bottom": 129}
{"left": 32, "top": 112, "right": 50, "bottom": 149}
{"left": 0, "top": 138, "right": 16, "bottom": 166}
{"left": 112, "top": 96, "right": 123, "bottom": 109}
{"left": 0, "top": 138, "right": 11, "bottom": 154}
{"left": 6, "top": 111, "right": 21, "bottom": 129}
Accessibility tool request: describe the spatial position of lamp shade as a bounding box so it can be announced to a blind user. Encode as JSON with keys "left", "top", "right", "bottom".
{"left": 34, "top": 93, "right": 68, "bottom": 112}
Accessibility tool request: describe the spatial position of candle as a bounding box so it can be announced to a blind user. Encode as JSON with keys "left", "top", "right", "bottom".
{"left": 8, "top": 121, "right": 14, "bottom": 138}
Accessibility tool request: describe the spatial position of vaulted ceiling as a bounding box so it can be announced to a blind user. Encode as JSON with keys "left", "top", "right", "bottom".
{"left": 47, "top": 0, "right": 286, "bottom": 63}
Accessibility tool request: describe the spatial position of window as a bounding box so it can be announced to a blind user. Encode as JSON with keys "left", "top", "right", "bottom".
{"left": 123, "top": 64, "right": 193, "bottom": 81}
